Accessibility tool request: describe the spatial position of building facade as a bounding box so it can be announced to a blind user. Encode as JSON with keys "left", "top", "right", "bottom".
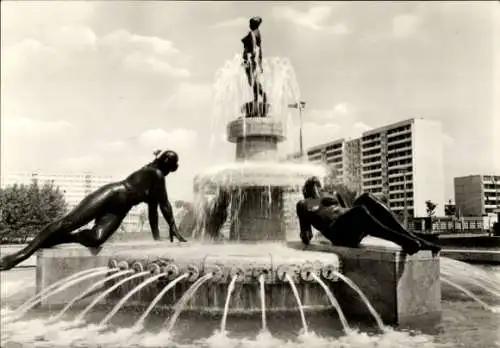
{"left": 302, "top": 138, "right": 362, "bottom": 193}
{"left": 454, "top": 174, "right": 500, "bottom": 216}
{"left": 288, "top": 118, "right": 446, "bottom": 218}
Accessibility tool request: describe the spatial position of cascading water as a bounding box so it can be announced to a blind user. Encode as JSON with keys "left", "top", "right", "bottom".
{"left": 259, "top": 274, "right": 267, "bottom": 332}
{"left": 441, "top": 276, "right": 495, "bottom": 311}
{"left": 285, "top": 274, "right": 309, "bottom": 335}
{"left": 331, "top": 270, "right": 385, "bottom": 331}
{"left": 311, "top": 272, "right": 351, "bottom": 333}
{"left": 50, "top": 269, "right": 135, "bottom": 323}
{"left": 99, "top": 272, "right": 168, "bottom": 326}
{"left": 76, "top": 271, "right": 150, "bottom": 322}
{"left": 5, "top": 267, "right": 116, "bottom": 323}
{"left": 133, "top": 273, "right": 190, "bottom": 329}
{"left": 165, "top": 273, "right": 214, "bottom": 333}
{"left": 220, "top": 274, "right": 238, "bottom": 334}
{"left": 9, "top": 267, "right": 108, "bottom": 317}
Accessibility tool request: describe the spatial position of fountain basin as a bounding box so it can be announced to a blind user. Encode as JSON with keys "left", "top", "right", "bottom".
{"left": 35, "top": 239, "right": 441, "bottom": 329}
{"left": 36, "top": 243, "right": 340, "bottom": 314}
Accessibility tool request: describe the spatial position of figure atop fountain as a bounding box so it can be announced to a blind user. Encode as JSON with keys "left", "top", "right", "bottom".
{"left": 296, "top": 177, "right": 441, "bottom": 255}
{"left": 0, "top": 150, "right": 188, "bottom": 272}
{"left": 241, "top": 16, "right": 269, "bottom": 117}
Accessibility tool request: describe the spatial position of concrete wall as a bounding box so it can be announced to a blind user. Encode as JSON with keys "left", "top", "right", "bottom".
{"left": 412, "top": 119, "right": 445, "bottom": 217}
{"left": 454, "top": 175, "right": 484, "bottom": 216}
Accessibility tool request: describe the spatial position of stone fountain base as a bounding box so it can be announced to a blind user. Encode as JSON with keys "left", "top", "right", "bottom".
{"left": 36, "top": 238, "right": 441, "bottom": 329}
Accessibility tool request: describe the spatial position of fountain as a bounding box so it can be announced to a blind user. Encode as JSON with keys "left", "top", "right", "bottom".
{"left": 2, "top": 19, "right": 462, "bottom": 347}
{"left": 28, "top": 54, "right": 443, "bottom": 334}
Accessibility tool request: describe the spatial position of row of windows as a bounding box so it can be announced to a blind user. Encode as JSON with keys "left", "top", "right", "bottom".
{"left": 388, "top": 141, "right": 412, "bottom": 152}
{"left": 390, "top": 192, "right": 414, "bottom": 199}
{"left": 387, "top": 133, "right": 412, "bottom": 143}
{"left": 362, "top": 148, "right": 381, "bottom": 157}
{"left": 387, "top": 150, "right": 412, "bottom": 160}
{"left": 324, "top": 143, "right": 343, "bottom": 151}
{"left": 390, "top": 175, "right": 413, "bottom": 183}
{"left": 387, "top": 125, "right": 411, "bottom": 135}
{"left": 363, "top": 172, "right": 382, "bottom": 180}
{"left": 363, "top": 156, "right": 381, "bottom": 164}
{"left": 362, "top": 133, "right": 380, "bottom": 142}
{"left": 388, "top": 166, "right": 413, "bottom": 176}
{"left": 388, "top": 158, "right": 412, "bottom": 166}
{"left": 390, "top": 184, "right": 414, "bottom": 191}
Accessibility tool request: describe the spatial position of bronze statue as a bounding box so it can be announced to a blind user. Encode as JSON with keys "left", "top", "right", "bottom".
{"left": 241, "top": 16, "right": 268, "bottom": 113}
{"left": 0, "top": 150, "right": 187, "bottom": 272}
{"left": 296, "top": 177, "right": 441, "bottom": 255}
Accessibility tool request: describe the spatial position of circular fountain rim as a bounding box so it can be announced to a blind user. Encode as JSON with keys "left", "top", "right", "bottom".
{"left": 193, "top": 161, "right": 328, "bottom": 188}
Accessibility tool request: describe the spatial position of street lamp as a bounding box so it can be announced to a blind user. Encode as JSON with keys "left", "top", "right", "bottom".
{"left": 288, "top": 101, "right": 306, "bottom": 158}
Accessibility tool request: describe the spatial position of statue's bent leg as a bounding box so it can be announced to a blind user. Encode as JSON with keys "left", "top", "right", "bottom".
{"left": 353, "top": 193, "right": 440, "bottom": 252}
{"left": 353, "top": 193, "right": 408, "bottom": 235}
{"left": 0, "top": 210, "right": 95, "bottom": 271}
{"left": 72, "top": 213, "right": 127, "bottom": 249}
{"left": 0, "top": 187, "right": 119, "bottom": 271}
{"left": 329, "top": 206, "right": 421, "bottom": 254}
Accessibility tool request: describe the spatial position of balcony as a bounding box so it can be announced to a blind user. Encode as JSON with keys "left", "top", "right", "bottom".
{"left": 388, "top": 153, "right": 413, "bottom": 164}
{"left": 361, "top": 143, "right": 381, "bottom": 151}
{"left": 363, "top": 168, "right": 383, "bottom": 175}
{"left": 387, "top": 128, "right": 411, "bottom": 139}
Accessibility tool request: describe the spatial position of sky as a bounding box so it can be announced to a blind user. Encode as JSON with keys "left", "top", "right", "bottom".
{"left": 1, "top": 1, "right": 499, "bottom": 201}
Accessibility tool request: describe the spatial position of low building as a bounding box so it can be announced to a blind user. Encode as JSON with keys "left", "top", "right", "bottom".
{"left": 454, "top": 174, "right": 500, "bottom": 216}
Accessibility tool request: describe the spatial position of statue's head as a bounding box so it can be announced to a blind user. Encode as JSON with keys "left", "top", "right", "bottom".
{"left": 302, "top": 176, "right": 322, "bottom": 199}
{"left": 249, "top": 16, "right": 262, "bottom": 30}
{"left": 154, "top": 150, "right": 179, "bottom": 174}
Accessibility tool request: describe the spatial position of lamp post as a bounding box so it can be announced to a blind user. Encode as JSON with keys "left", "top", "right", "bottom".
{"left": 288, "top": 101, "right": 306, "bottom": 158}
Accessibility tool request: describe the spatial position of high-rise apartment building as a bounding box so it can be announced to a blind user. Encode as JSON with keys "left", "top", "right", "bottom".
{"left": 288, "top": 118, "right": 446, "bottom": 218}
{"left": 302, "top": 138, "right": 362, "bottom": 193}
{"left": 454, "top": 174, "right": 500, "bottom": 216}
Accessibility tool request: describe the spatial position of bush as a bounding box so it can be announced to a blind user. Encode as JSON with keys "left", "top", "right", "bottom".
{"left": 0, "top": 180, "right": 68, "bottom": 244}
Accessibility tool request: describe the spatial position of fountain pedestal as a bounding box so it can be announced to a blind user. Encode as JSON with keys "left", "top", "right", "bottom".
{"left": 287, "top": 240, "right": 442, "bottom": 328}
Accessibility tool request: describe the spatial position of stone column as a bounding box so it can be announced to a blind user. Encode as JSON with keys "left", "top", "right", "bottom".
{"left": 226, "top": 115, "right": 287, "bottom": 241}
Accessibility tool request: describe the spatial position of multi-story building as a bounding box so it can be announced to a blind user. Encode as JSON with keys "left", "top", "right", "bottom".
{"left": 0, "top": 172, "right": 143, "bottom": 232}
{"left": 287, "top": 118, "right": 446, "bottom": 218}
{"left": 361, "top": 118, "right": 445, "bottom": 218}
{"left": 454, "top": 174, "right": 500, "bottom": 216}
{"left": 298, "top": 138, "right": 362, "bottom": 193}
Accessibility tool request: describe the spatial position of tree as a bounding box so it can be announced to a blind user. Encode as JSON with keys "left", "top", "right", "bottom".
{"left": 0, "top": 180, "right": 68, "bottom": 243}
{"left": 425, "top": 200, "right": 437, "bottom": 218}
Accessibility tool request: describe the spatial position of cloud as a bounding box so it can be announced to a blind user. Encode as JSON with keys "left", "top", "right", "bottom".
{"left": 308, "top": 102, "right": 355, "bottom": 122}
{"left": 45, "top": 25, "right": 97, "bottom": 50}
{"left": 211, "top": 17, "right": 248, "bottom": 28}
{"left": 273, "top": 5, "right": 348, "bottom": 34}
{"left": 392, "top": 14, "right": 420, "bottom": 38}
{"left": 285, "top": 103, "right": 373, "bottom": 151}
{"left": 163, "top": 82, "right": 213, "bottom": 112}
{"left": 100, "top": 29, "right": 181, "bottom": 56}
{"left": 2, "top": 116, "right": 74, "bottom": 137}
{"left": 96, "top": 140, "right": 128, "bottom": 153}
{"left": 442, "top": 133, "right": 455, "bottom": 148}
{"left": 138, "top": 128, "right": 198, "bottom": 150}
{"left": 59, "top": 155, "right": 104, "bottom": 171}
{"left": 122, "top": 52, "right": 190, "bottom": 77}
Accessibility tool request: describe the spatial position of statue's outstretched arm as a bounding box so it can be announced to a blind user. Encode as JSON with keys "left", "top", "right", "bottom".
{"left": 148, "top": 201, "right": 160, "bottom": 241}
{"left": 153, "top": 176, "right": 177, "bottom": 232}
{"left": 296, "top": 201, "right": 313, "bottom": 245}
